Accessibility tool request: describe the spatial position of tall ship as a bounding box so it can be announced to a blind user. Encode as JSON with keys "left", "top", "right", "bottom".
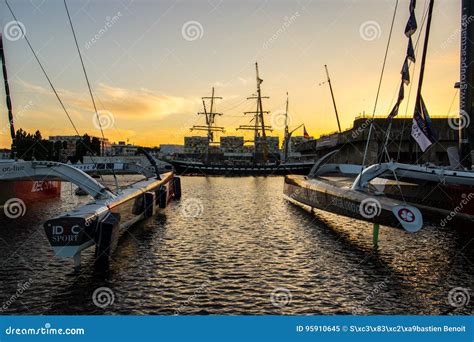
{"left": 169, "top": 63, "right": 315, "bottom": 176}
{"left": 0, "top": 34, "right": 61, "bottom": 207}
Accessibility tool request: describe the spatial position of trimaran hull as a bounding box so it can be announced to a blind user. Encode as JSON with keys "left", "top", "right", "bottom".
{"left": 43, "top": 172, "right": 178, "bottom": 261}
{"left": 0, "top": 180, "right": 61, "bottom": 207}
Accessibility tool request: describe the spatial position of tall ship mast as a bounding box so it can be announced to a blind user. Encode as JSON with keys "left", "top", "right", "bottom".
{"left": 237, "top": 62, "right": 273, "bottom": 162}
{"left": 169, "top": 63, "right": 315, "bottom": 175}
{"left": 190, "top": 87, "right": 225, "bottom": 161}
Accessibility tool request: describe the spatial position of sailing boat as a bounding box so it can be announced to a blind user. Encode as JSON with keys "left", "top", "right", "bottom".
{"left": 0, "top": 33, "right": 61, "bottom": 208}
{"left": 0, "top": 1, "right": 181, "bottom": 269}
{"left": 284, "top": 0, "right": 474, "bottom": 239}
{"left": 170, "top": 63, "right": 315, "bottom": 176}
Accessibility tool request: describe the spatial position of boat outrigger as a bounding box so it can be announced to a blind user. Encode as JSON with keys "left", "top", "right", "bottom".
{"left": 0, "top": 1, "right": 182, "bottom": 268}
{"left": 284, "top": 0, "right": 474, "bottom": 240}
{"left": 0, "top": 157, "right": 180, "bottom": 267}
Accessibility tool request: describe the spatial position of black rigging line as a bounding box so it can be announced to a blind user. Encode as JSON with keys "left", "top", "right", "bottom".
{"left": 360, "top": 0, "right": 399, "bottom": 169}
{"left": 5, "top": 0, "right": 107, "bottom": 185}
{"left": 63, "top": 0, "right": 119, "bottom": 187}
{"left": 4, "top": 0, "right": 80, "bottom": 136}
{"left": 63, "top": 0, "right": 106, "bottom": 145}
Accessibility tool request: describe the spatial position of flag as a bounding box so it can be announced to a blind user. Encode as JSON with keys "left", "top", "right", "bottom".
{"left": 411, "top": 95, "right": 437, "bottom": 152}
{"left": 303, "top": 125, "right": 310, "bottom": 139}
{"left": 405, "top": 8, "right": 417, "bottom": 37}
{"left": 257, "top": 77, "right": 263, "bottom": 85}
{"left": 387, "top": 83, "right": 405, "bottom": 120}
{"left": 406, "top": 37, "right": 415, "bottom": 62}
{"left": 401, "top": 58, "right": 410, "bottom": 85}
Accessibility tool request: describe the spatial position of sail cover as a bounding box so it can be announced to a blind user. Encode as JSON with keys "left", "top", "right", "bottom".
{"left": 411, "top": 95, "right": 436, "bottom": 151}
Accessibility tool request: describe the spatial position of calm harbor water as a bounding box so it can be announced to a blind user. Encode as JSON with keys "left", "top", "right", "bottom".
{"left": 0, "top": 176, "right": 472, "bottom": 315}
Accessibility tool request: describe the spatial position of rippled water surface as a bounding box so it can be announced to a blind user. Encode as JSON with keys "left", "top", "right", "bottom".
{"left": 0, "top": 176, "right": 473, "bottom": 315}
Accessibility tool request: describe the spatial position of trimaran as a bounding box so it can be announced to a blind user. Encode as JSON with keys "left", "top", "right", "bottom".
{"left": 284, "top": 0, "right": 474, "bottom": 243}
{"left": 0, "top": 0, "right": 180, "bottom": 269}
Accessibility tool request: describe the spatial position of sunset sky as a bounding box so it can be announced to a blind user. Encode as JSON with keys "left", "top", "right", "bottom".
{"left": 0, "top": 0, "right": 461, "bottom": 148}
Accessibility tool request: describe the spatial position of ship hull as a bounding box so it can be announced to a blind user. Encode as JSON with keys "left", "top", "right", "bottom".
{"left": 171, "top": 160, "right": 314, "bottom": 176}
{"left": 284, "top": 175, "right": 474, "bottom": 232}
{"left": 43, "top": 172, "right": 177, "bottom": 259}
{"left": 0, "top": 180, "right": 61, "bottom": 206}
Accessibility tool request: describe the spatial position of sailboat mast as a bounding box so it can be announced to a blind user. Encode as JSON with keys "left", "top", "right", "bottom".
{"left": 255, "top": 63, "right": 268, "bottom": 160}
{"left": 460, "top": 0, "right": 474, "bottom": 167}
{"left": 284, "top": 92, "right": 290, "bottom": 162}
{"left": 0, "top": 34, "right": 16, "bottom": 146}
{"left": 324, "top": 64, "right": 342, "bottom": 133}
{"left": 192, "top": 87, "right": 224, "bottom": 162}
{"left": 414, "top": 0, "right": 435, "bottom": 106}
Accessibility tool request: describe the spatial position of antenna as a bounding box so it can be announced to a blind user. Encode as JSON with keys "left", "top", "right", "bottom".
{"left": 324, "top": 65, "right": 342, "bottom": 133}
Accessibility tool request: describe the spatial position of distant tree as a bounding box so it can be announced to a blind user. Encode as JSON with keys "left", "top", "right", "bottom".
{"left": 14, "top": 129, "right": 54, "bottom": 161}
{"left": 75, "top": 134, "right": 101, "bottom": 162}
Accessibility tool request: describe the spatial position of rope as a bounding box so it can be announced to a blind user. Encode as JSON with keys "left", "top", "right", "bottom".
{"left": 360, "top": 0, "right": 399, "bottom": 169}
{"left": 5, "top": 0, "right": 107, "bottom": 185}
{"left": 5, "top": 0, "right": 80, "bottom": 136}
{"left": 64, "top": 0, "right": 119, "bottom": 188}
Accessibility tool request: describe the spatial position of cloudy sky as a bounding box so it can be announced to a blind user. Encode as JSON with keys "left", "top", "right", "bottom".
{"left": 0, "top": 0, "right": 461, "bottom": 147}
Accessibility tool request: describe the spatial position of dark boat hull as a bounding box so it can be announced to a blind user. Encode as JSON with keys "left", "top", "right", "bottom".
{"left": 284, "top": 175, "right": 474, "bottom": 232}
{"left": 0, "top": 180, "right": 61, "bottom": 206}
{"left": 171, "top": 160, "right": 314, "bottom": 176}
{"left": 44, "top": 172, "right": 177, "bottom": 258}
{"left": 284, "top": 175, "right": 412, "bottom": 230}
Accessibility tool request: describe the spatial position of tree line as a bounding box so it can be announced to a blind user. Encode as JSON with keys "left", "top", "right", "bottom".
{"left": 11, "top": 129, "right": 102, "bottom": 162}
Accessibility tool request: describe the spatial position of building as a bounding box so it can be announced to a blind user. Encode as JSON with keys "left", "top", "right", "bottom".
{"left": 295, "top": 116, "right": 459, "bottom": 165}
{"left": 111, "top": 141, "right": 138, "bottom": 156}
{"left": 289, "top": 136, "right": 311, "bottom": 150}
{"left": 220, "top": 136, "right": 244, "bottom": 153}
{"left": 159, "top": 144, "right": 184, "bottom": 156}
{"left": 184, "top": 136, "right": 209, "bottom": 154}
{"left": 49, "top": 135, "right": 112, "bottom": 157}
{"left": 0, "top": 149, "right": 11, "bottom": 159}
{"left": 255, "top": 136, "right": 279, "bottom": 153}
